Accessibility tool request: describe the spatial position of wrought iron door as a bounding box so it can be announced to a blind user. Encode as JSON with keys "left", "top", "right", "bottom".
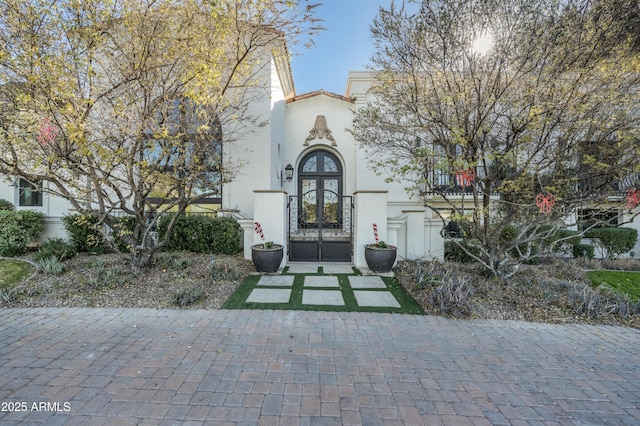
{"left": 288, "top": 193, "right": 352, "bottom": 261}
{"left": 288, "top": 150, "right": 352, "bottom": 261}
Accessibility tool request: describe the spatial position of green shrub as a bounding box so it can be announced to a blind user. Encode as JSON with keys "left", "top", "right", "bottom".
{"left": 444, "top": 240, "right": 480, "bottom": 263}
{"left": 499, "top": 224, "right": 518, "bottom": 243}
{"left": 37, "top": 256, "right": 65, "bottom": 275}
{"left": 548, "top": 229, "right": 581, "bottom": 255}
{"left": 572, "top": 243, "right": 595, "bottom": 260}
{"left": 111, "top": 215, "right": 138, "bottom": 253}
{"left": 0, "top": 199, "right": 15, "bottom": 211}
{"left": 88, "top": 264, "right": 126, "bottom": 288}
{"left": 155, "top": 253, "right": 193, "bottom": 270}
{"left": 157, "top": 214, "right": 241, "bottom": 254}
{"left": 0, "top": 210, "right": 44, "bottom": 256}
{"left": 553, "top": 229, "right": 581, "bottom": 247}
{"left": 209, "top": 216, "right": 242, "bottom": 254}
{"left": 33, "top": 238, "right": 77, "bottom": 262}
{"left": 585, "top": 227, "right": 638, "bottom": 259}
{"left": 172, "top": 286, "right": 205, "bottom": 307}
{"left": 62, "top": 214, "right": 106, "bottom": 254}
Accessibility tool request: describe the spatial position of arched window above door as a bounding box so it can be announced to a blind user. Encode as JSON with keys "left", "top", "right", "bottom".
{"left": 300, "top": 151, "right": 342, "bottom": 175}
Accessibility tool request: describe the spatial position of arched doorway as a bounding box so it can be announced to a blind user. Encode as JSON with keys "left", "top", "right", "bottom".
{"left": 289, "top": 150, "right": 352, "bottom": 262}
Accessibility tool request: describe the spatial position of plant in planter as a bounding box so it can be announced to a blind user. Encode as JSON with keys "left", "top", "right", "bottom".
{"left": 364, "top": 223, "right": 397, "bottom": 273}
{"left": 251, "top": 222, "right": 283, "bottom": 273}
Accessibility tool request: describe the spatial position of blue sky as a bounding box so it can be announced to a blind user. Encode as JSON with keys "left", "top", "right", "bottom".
{"left": 290, "top": 1, "right": 393, "bottom": 95}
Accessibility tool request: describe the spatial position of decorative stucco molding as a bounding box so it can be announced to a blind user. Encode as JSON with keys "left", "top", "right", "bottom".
{"left": 304, "top": 115, "right": 336, "bottom": 146}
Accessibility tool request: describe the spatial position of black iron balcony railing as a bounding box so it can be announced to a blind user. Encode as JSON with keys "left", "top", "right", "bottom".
{"left": 422, "top": 168, "right": 500, "bottom": 196}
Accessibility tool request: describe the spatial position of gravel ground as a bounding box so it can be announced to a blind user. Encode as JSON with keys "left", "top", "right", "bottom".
{"left": 2, "top": 253, "right": 639, "bottom": 328}
{"left": 1, "top": 252, "right": 254, "bottom": 309}
{"left": 395, "top": 259, "right": 640, "bottom": 329}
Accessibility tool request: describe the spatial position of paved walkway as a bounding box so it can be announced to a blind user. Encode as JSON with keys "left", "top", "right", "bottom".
{"left": 244, "top": 272, "right": 401, "bottom": 310}
{"left": 0, "top": 309, "right": 639, "bottom": 425}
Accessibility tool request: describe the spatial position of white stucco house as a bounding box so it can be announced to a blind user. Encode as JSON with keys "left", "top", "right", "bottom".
{"left": 0, "top": 46, "right": 445, "bottom": 270}
{"left": 224, "top": 61, "right": 446, "bottom": 269}
{"left": 3, "top": 42, "right": 640, "bottom": 266}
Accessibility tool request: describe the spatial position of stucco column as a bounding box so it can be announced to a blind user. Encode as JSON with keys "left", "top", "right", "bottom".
{"left": 425, "top": 217, "right": 445, "bottom": 260}
{"left": 402, "top": 210, "right": 426, "bottom": 260}
{"left": 253, "top": 190, "right": 288, "bottom": 267}
{"left": 353, "top": 191, "right": 388, "bottom": 268}
{"left": 387, "top": 220, "right": 403, "bottom": 252}
{"left": 238, "top": 220, "right": 255, "bottom": 260}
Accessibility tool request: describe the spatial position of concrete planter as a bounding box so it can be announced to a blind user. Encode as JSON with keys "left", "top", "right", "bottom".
{"left": 251, "top": 244, "right": 284, "bottom": 273}
{"left": 364, "top": 244, "right": 397, "bottom": 273}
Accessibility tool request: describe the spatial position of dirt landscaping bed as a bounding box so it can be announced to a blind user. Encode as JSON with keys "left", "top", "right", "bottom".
{"left": 2, "top": 253, "right": 639, "bottom": 329}
{"left": 1, "top": 252, "right": 254, "bottom": 309}
{"left": 395, "top": 259, "right": 640, "bottom": 329}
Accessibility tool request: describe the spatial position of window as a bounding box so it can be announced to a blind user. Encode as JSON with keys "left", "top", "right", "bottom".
{"left": 19, "top": 179, "right": 42, "bottom": 206}
{"left": 145, "top": 98, "right": 222, "bottom": 204}
{"left": 578, "top": 208, "right": 619, "bottom": 231}
{"left": 430, "top": 143, "right": 474, "bottom": 193}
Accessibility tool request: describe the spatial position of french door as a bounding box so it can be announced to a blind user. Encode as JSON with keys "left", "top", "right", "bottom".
{"left": 288, "top": 150, "right": 352, "bottom": 261}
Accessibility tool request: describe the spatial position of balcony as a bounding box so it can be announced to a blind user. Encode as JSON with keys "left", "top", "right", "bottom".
{"left": 422, "top": 168, "right": 499, "bottom": 197}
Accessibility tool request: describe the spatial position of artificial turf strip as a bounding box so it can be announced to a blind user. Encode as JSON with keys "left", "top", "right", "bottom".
{"left": 221, "top": 272, "right": 425, "bottom": 314}
{"left": 0, "top": 259, "right": 33, "bottom": 289}
{"left": 586, "top": 270, "right": 640, "bottom": 301}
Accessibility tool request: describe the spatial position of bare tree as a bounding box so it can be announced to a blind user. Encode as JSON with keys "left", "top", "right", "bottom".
{"left": 352, "top": 0, "right": 640, "bottom": 278}
{"left": 0, "top": 0, "right": 322, "bottom": 266}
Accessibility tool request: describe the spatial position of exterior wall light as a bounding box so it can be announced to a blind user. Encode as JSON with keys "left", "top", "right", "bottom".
{"left": 285, "top": 163, "right": 294, "bottom": 181}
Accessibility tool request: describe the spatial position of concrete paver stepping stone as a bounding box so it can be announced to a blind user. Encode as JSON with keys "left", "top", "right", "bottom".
{"left": 246, "top": 288, "right": 292, "bottom": 303}
{"left": 354, "top": 290, "right": 401, "bottom": 308}
{"left": 302, "top": 290, "right": 345, "bottom": 306}
{"left": 256, "top": 276, "right": 295, "bottom": 287}
{"left": 304, "top": 276, "right": 340, "bottom": 288}
{"left": 286, "top": 264, "right": 319, "bottom": 274}
{"left": 323, "top": 264, "right": 355, "bottom": 274}
{"left": 348, "top": 276, "right": 387, "bottom": 289}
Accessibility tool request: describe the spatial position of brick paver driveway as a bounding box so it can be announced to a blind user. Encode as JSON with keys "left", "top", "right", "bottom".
{"left": 0, "top": 308, "right": 639, "bottom": 425}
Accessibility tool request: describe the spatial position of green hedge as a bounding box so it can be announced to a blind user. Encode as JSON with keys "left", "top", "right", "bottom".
{"left": 551, "top": 229, "right": 581, "bottom": 252}
{"left": 444, "top": 240, "right": 480, "bottom": 263}
{"left": 157, "top": 214, "right": 241, "bottom": 254}
{"left": 62, "top": 214, "right": 106, "bottom": 254}
{"left": 111, "top": 215, "right": 138, "bottom": 253}
{"left": 0, "top": 199, "right": 15, "bottom": 211}
{"left": 585, "top": 227, "right": 638, "bottom": 259}
{"left": 0, "top": 210, "right": 44, "bottom": 256}
{"left": 572, "top": 243, "right": 595, "bottom": 260}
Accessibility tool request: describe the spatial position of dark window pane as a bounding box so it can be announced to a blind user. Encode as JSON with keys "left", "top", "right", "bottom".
{"left": 19, "top": 179, "right": 42, "bottom": 206}
{"left": 302, "top": 179, "right": 317, "bottom": 223}
{"left": 323, "top": 179, "right": 339, "bottom": 223}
